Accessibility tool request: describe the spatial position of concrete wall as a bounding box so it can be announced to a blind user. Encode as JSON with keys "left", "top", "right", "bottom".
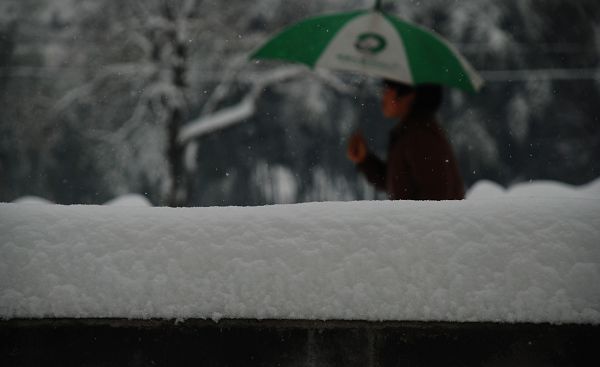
{"left": 1, "top": 319, "right": 598, "bottom": 366}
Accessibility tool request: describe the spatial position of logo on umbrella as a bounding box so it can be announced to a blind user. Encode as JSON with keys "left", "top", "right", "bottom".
{"left": 354, "top": 33, "right": 387, "bottom": 55}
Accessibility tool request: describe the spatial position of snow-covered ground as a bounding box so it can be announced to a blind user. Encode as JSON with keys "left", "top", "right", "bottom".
{"left": 466, "top": 178, "right": 600, "bottom": 200}
{"left": 1, "top": 180, "right": 599, "bottom": 323}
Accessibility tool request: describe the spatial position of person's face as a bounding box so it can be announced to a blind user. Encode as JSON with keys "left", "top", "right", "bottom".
{"left": 382, "top": 86, "right": 415, "bottom": 120}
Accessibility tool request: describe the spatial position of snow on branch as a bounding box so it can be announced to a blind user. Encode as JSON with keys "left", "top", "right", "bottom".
{"left": 178, "top": 97, "right": 256, "bottom": 143}
{"left": 51, "top": 63, "right": 156, "bottom": 116}
{"left": 178, "top": 66, "right": 306, "bottom": 143}
{"left": 178, "top": 65, "right": 358, "bottom": 144}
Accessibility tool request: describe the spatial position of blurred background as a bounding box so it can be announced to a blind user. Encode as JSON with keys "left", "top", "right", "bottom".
{"left": 1, "top": 0, "right": 599, "bottom": 206}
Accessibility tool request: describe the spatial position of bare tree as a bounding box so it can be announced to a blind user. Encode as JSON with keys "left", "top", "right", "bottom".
{"left": 40, "top": 0, "right": 360, "bottom": 206}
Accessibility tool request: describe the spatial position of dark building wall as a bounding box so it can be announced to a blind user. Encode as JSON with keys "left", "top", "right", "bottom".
{"left": 1, "top": 318, "right": 598, "bottom": 367}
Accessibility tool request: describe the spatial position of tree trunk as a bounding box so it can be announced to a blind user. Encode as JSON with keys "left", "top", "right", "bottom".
{"left": 164, "top": 3, "right": 189, "bottom": 207}
{"left": 167, "top": 108, "right": 186, "bottom": 207}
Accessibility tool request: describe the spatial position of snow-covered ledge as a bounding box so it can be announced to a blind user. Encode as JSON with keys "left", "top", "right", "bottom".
{"left": 1, "top": 198, "right": 599, "bottom": 324}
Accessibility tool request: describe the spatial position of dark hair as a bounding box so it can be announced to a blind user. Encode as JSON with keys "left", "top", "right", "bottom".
{"left": 383, "top": 80, "right": 443, "bottom": 117}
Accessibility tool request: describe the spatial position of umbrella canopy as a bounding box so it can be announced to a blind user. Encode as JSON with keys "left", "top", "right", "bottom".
{"left": 251, "top": 8, "right": 483, "bottom": 93}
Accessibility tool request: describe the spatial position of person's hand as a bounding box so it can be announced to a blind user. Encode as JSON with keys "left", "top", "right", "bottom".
{"left": 347, "top": 131, "right": 368, "bottom": 163}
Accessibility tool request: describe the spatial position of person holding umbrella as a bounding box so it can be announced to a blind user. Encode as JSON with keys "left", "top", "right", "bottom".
{"left": 251, "top": 1, "right": 482, "bottom": 201}
{"left": 347, "top": 81, "right": 465, "bottom": 200}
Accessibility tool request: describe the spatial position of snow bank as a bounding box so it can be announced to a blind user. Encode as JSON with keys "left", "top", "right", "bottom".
{"left": 103, "top": 194, "right": 152, "bottom": 207}
{"left": 11, "top": 194, "right": 153, "bottom": 207}
{"left": 467, "top": 178, "right": 600, "bottom": 200}
{"left": 1, "top": 198, "right": 599, "bottom": 323}
{"left": 10, "top": 196, "right": 54, "bottom": 205}
{"left": 12, "top": 177, "right": 600, "bottom": 207}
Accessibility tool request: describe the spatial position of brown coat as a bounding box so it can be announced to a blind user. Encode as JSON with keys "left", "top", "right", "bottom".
{"left": 357, "top": 117, "right": 465, "bottom": 200}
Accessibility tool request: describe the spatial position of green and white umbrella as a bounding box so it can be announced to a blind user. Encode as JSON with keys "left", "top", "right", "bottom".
{"left": 251, "top": 2, "right": 483, "bottom": 93}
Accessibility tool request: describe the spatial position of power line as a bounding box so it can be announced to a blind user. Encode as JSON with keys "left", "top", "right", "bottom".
{"left": 480, "top": 68, "right": 600, "bottom": 82}
{"left": 1, "top": 67, "right": 599, "bottom": 82}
